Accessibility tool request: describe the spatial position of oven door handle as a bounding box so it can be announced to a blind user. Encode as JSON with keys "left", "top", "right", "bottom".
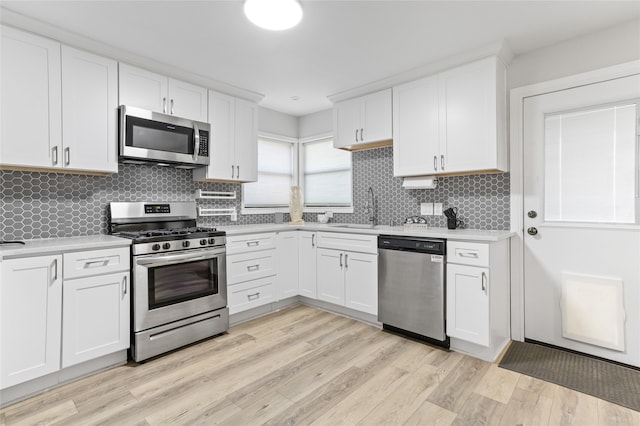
{"left": 136, "top": 252, "right": 217, "bottom": 267}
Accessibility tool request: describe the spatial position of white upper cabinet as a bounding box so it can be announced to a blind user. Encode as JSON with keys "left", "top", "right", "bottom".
{"left": 1, "top": 25, "right": 62, "bottom": 169}
{"left": 61, "top": 46, "right": 118, "bottom": 173}
{"left": 193, "top": 91, "right": 258, "bottom": 183}
{"left": 393, "top": 56, "right": 507, "bottom": 177}
{"left": 334, "top": 89, "right": 392, "bottom": 150}
{"left": 0, "top": 26, "right": 118, "bottom": 174}
{"left": 118, "top": 63, "right": 207, "bottom": 122}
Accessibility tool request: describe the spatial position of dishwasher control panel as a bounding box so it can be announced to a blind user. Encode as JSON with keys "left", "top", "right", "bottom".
{"left": 378, "top": 235, "right": 446, "bottom": 254}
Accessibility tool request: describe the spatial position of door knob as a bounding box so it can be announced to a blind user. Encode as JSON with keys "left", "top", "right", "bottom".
{"left": 527, "top": 210, "right": 537, "bottom": 218}
{"left": 527, "top": 227, "right": 538, "bottom": 236}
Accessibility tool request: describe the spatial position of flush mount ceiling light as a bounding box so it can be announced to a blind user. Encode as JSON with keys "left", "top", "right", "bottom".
{"left": 244, "top": 0, "right": 303, "bottom": 31}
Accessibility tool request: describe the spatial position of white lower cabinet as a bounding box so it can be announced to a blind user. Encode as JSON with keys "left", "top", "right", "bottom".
{"left": 62, "top": 272, "right": 130, "bottom": 368}
{"left": 0, "top": 255, "right": 62, "bottom": 390}
{"left": 298, "top": 232, "right": 317, "bottom": 298}
{"left": 446, "top": 264, "right": 490, "bottom": 346}
{"left": 316, "top": 232, "right": 378, "bottom": 316}
{"left": 228, "top": 276, "right": 276, "bottom": 315}
{"left": 276, "top": 232, "right": 299, "bottom": 300}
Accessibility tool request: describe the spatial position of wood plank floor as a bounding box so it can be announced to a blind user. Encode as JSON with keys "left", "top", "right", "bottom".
{"left": 2, "top": 304, "right": 639, "bottom": 425}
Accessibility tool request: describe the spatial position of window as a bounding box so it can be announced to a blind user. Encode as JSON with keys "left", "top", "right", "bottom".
{"left": 301, "top": 138, "right": 352, "bottom": 208}
{"left": 243, "top": 137, "right": 295, "bottom": 209}
{"left": 243, "top": 135, "right": 353, "bottom": 213}
{"left": 544, "top": 102, "right": 638, "bottom": 224}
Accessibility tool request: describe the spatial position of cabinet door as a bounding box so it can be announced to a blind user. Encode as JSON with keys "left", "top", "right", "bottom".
{"left": 360, "top": 89, "right": 392, "bottom": 144}
{"left": 62, "top": 272, "right": 130, "bottom": 368}
{"left": 118, "top": 63, "right": 168, "bottom": 113}
{"left": 393, "top": 75, "right": 440, "bottom": 177}
{"left": 276, "top": 232, "right": 299, "bottom": 300}
{"left": 333, "top": 97, "right": 360, "bottom": 148}
{"left": 195, "top": 90, "right": 235, "bottom": 181}
{"left": 439, "top": 57, "right": 503, "bottom": 173}
{"left": 61, "top": 46, "right": 118, "bottom": 173}
{"left": 234, "top": 98, "right": 258, "bottom": 182}
{"left": 298, "top": 232, "right": 317, "bottom": 299}
{"left": 0, "top": 26, "right": 62, "bottom": 169}
{"left": 344, "top": 251, "right": 378, "bottom": 315}
{"left": 446, "top": 264, "right": 489, "bottom": 346}
{"left": 1, "top": 255, "right": 62, "bottom": 389}
{"left": 168, "top": 78, "right": 208, "bottom": 122}
{"left": 316, "top": 248, "right": 345, "bottom": 306}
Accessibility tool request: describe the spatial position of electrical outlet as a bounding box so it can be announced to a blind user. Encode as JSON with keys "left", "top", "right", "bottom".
{"left": 420, "top": 202, "right": 434, "bottom": 216}
{"left": 434, "top": 203, "right": 443, "bottom": 216}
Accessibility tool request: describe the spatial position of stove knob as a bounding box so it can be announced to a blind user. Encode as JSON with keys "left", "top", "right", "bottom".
{"left": 162, "top": 242, "right": 171, "bottom": 250}
{"left": 152, "top": 243, "right": 161, "bottom": 251}
{"left": 200, "top": 239, "right": 207, "bottom": 246}
{"left": 182, "top": 240, "right": 191, "bottom": 248}
{"left": 208, "top": 238, "right": 216, "bottom": 245}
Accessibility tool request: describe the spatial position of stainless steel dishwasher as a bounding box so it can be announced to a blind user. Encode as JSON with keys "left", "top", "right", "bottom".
{"left": 378, "top": 235, "right": 449, "bottom": 348}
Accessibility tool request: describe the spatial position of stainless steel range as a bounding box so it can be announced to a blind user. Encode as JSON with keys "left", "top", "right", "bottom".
{"left": 109, "top": 201, "right": 228, "bottom": 362}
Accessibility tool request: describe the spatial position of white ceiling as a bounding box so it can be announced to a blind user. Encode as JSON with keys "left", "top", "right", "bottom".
{"left": 2, "top": 1, "right": 639, "bottom": 116}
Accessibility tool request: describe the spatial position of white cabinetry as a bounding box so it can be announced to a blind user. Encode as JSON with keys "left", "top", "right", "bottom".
{"left": 298, "top": 232, "right": 317, "bottom": 299}
{"left": 62, "top": 247, "right": 130, "bottom": 368}
{"left": 193, "top": 91, "right": 258, "bottom": 183}
{"left": 226, "top": 233, "right": 276, "bottom": 314}
{"left": 0, "top": 26, "right": 118, "bottom": 173}
{"left": 0, "top": 255, "right": 62, "bottom": 389}
{"left": 118, "top": 63, "right": 208, "bottom": 122}
{"left": 316, "top": 232, "right": 378, "bottom": 315}
{"left": 277, "top": 232, "right": 299, "bottom": 300}
{"left": 334, "top": 89, "right": 392, "bottom": 150}
{"left": 393, "top": 56, "right": 507, "bottom": 177}
{"left": 446, "top": 239, "right": 510, "bottom": 361}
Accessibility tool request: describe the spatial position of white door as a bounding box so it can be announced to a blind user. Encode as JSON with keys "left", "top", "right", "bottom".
{"left": 316, "top": 248, "right": 345, "bottom": 305}
{"left": 118, "top": 63, "right": 168, "bottom": 113}
{"left": 168, "top": 78, "right": 208, "bottom": 122}
{"left": 298, "top": 232, "right": 317, "bottom": 299}
{"left": 334, "top": 97, "right": 360, "bottom": 149}
{"left": 360, "top": 89, "right": 392, "bottom": 144}
{"left": 234, "top": 98, "right": 258, "bottom": 182}
{"left": 523, "top": 73, "right": 640, "bottom": 366}
{"left": 276, "top": 232, "right": 299, "bottom": 300}
{"left": 344, "top": 251, "right": 378, "bottom": 315}
{"left": 446, "top": 264, "right": 489, "bottom": 346}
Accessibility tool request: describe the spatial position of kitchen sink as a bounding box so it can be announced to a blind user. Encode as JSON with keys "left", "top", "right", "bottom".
{"left": 329, "top": 223, "right": 376, "bottom": 229}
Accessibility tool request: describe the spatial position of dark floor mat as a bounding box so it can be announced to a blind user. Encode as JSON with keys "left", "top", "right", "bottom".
{"left": 499, "top": 341, "right": 640, "bottom": 412}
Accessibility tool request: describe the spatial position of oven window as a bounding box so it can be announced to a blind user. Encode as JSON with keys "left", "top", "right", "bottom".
{"left": 148, "top": 258, "right": 218, "bottom": 309}
{"left": 127, "top": 116, "right": 194, "bottom": 154}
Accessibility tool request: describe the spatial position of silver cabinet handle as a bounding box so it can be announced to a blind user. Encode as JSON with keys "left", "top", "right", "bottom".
{"left": 84, "top": 259, "right": 109, "bottom": 268}
{"left": 481, "top": 272, "right": 487, "bottom": 292}
{"left": 311, "top": 234, "right": 315, "bottom": 247}
{"left": 344, "top": 254, "right": 348, "bottom": 268}
{"left": 433, "top": 155, "right": 437, "bottom": 171}
{"left": 360, "top": 128, "right": 363, "bottom": 141}
{"left": 441, "top": 155, "right": 445, "bottom": 170}
{"left": 339, "top": 253, "right": 343, "bottom": 267}
{"left": 52, "top": 146, "right": 59, "bottom": 166}
{"left": 459, "top": 251, "right": 479, "bottom": 258}
{"left": 237, "top": 165, "right": 240, "bottom": 179}
{"left": 247, "top": 264, "right": 260, "bottom": 271}
{"left": 355, "top": 129, "right": 358, "bottom": 142}
{"left": 247, "top": 292, "right": 260, "bottom": 301}
{"left": 193, "top": 123, "right": 200, "bottom": 161}
{"left": 50, "top": 258, "right": 58, "bottom": 284}
{"left": 246, "top": 241, "right": 260, "bottom": 247}
{"left": 122, "top": 275, "right": 127, "bottom": 296}
{"left": 170, "top": 99, "right": 174, "bottom": 115}
{"left": 163, "top": 97, "right": 167, "bottom": 113}
{"left": 231, "top": 165, "right": 235, "bottom": 179}
{"left": 64, "top": 147, "right": 70, "bottom": 166}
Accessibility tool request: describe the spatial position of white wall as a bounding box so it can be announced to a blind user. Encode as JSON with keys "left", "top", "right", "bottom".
{"left": 508, "top": 18, "right": 640, "bottom": 90}
{"left": 259, "top": 107, "right": 298, "bottom": 138}
{"left": 298, "top": 109, "right": 333, "bottom": 139}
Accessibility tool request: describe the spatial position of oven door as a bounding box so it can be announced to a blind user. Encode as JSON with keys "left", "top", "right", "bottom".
{"left": 133, "top": 247, "right": 226, "bottom": 332}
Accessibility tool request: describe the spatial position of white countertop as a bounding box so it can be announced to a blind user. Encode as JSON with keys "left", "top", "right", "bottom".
{"left": 0, "top": 235, "right": 131, "bottom": 259}
{"left": 218, "top": 222, "right": 514, "bottom": 242}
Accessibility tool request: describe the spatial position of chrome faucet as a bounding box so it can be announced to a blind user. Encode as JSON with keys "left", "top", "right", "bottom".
{"left": 365, "top": 186, "right": 376, "bottom": 225}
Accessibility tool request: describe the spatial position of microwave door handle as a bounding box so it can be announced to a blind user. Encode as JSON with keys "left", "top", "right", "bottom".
{"left": 193, "top": 123, "right": 200, "bottom": 162}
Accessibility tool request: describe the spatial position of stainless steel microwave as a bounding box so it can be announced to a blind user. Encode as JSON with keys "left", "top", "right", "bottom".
{"left": 119, "top": 105, "right": 210, "bottom": 169}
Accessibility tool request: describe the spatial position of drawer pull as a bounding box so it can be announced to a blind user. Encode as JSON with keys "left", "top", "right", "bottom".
{"left": 458, "top": 251, "right": 479, "bottom": 258}
{"left": 247, "top": 292, "right": 260, "bottom": 301}
{"left": 246, "top": 241, "right": 260, "bottom": 247}
{"left": 247, "top": 264, "right": 260, "bottom": 271}
{"left": 84, "top": 259, "right": 110, "bottom": 268}
{"left": 481, "top": 272, "right": 487, "bottom": 293}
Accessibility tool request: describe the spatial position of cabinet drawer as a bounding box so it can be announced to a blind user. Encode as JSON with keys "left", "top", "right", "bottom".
{"left": 226, "top": 233, "right": 276, "bottom": 255}
{"left": 228, "top": 276, "right": 275, "bottom": 315}
{"left": 447, "top": 241, "right": 489, "bottom": 267}
{"left": 227, "top": 249, "right": 276, "bottom": 285}
{"left": 64, "top": 247, "right": 130, "bottom": 279}
{"left": 317, "top": 232, "right": 377, "bottom": 254}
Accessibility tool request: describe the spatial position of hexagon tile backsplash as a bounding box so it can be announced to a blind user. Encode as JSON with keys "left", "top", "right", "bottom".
{"left": 0, "top": 147, "right": 509, "bottom": 241}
